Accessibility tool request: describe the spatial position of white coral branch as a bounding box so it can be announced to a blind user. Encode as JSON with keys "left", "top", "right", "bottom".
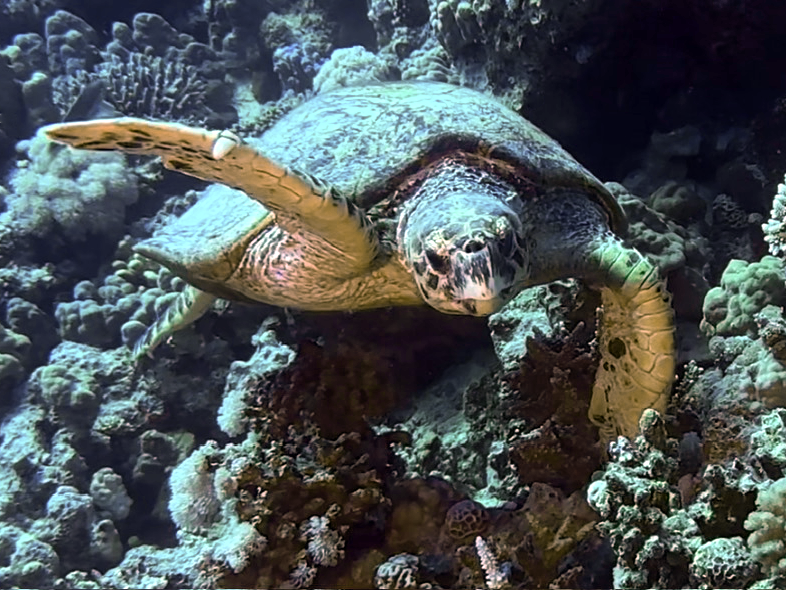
{"left": 763, "top": 176, "right": 786, "bottom": 256}
{"left": 475, "top": 535, "right": 509, "bottom": 590}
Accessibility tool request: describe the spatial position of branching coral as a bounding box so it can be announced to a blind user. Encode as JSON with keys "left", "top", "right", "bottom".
{"left": 745, "top": 477, "right": 786, "bottom": 577}
{"left": 97, "top": 53, "right": 208, "bottom": 122}
{"left": 763, "top": 175, "right": 786, "bottom": 256}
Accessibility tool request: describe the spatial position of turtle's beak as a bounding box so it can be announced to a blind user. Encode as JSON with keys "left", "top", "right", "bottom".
{"left": 459, "top": 296, "right": 506, "bottom": 316}
{"left": 452, "top": 267, "right": 509, "bottom": 315}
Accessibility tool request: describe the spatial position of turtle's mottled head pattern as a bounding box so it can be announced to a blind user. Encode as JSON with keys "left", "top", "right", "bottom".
{"left": 397, "top": 159, "right": 528, "bottom": 316}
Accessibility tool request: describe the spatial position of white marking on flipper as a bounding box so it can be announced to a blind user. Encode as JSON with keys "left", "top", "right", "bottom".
{"left": 212, "top": 130, "right": 241, "bottom": 159}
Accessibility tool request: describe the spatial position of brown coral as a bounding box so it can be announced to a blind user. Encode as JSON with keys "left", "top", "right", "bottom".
{"left": 505, "top": 323, "right": 603, "bottom": 492}
{"left": 250, "top": 307, "right": 489, "bottom": 440}
{"left": 445, "top": 499, "right": 490, "bottom": 542}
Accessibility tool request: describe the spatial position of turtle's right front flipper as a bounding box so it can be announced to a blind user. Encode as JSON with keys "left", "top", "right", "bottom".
{"left": 588, "top": 237, "right": 676, "bottom": 442}
{"left": 133, "top": 284, "right": 216, "bottom": 360}
{"left": 525, "top": 193, "right": 676, "bottom": 442}
{"left": 43, "top": 119, "right": 378, "bottom": 276}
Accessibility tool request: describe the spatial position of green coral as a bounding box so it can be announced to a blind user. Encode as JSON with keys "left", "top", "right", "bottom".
{"left": 4, "top": 130, "right": 138, "bottom": 240}
{"left": 702, "top": 256, "right": 786, "bottom": 337}
{"left": 608, "top": 182, "right": 697, "bottom": 272}
{"left": 705, "top": 336, "right": 786, "bottom": 409}
{"left": 749, "top": 410, "right": 786, "bottom": 470}
{"left": 649, "top": 181, "right": 706, "bottom": 226}
{"left": 689, "top": 536, "right": 756, "bottom": 589}
{"left": 586, "top": 410, "right": 701, "bottom": 589}
{"left": 745, "top": 477, "right": 786, "bottom": 577}
{"left": 313, "top": 46, "right": 396, "bottom": 94}
{"left": 0, "top": 322, "right": 30, "bottom": 385}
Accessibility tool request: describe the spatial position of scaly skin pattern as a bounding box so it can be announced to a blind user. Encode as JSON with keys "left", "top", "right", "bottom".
{"left": 229, "top": 222, "right": 423, "bottom": 310}
{"left": 522, "top": 191, "right": 675, "bottom": 441}
{"left": 589, "top": 239, "right": 675, "bottom": 441}
{"left": 42, "top": 119, "right": 379, "bottom": 269}
{"left": 42, "top": 86, "right": 675, "bottom": 438}
{"left": 396, "top": 158, "right": 528, "bottom": 316}
{"left": 134, "top": 285, "right": 216, "bottom": 359}
{"left": 43, "top": 118, "right": 424, "bottom": 312}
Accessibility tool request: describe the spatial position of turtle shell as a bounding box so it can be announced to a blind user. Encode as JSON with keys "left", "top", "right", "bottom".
{"left": 137, "top": 184, "right": 270, "bottom": 299}
{"left": 253, "top": 80, "right": 626, "bottom": 233}
{"left": 138, "top": 81, "right": 625, "bottom": 296}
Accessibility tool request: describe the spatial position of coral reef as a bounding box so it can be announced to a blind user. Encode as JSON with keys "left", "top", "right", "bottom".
{"left": 4, "top": 129, "right": 138, "bottom": 240}
{"left": 745, "top": 476, "right": 786, "bottom": 579}
{"left": 763, "top": 175, "right": 786, "bottom": 256}
{"left": 2, "top": 0, "right": 786, "bottom": 589}
{"left": 702, "top": 256, "right": 786, "bottom": 338}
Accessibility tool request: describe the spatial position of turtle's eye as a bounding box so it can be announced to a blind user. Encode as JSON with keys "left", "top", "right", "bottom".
{"left": 463, "top": 238, "right": 485, "bottom": 253}
{"left": 425, "top": 249, "right": 449, "bottom": 274}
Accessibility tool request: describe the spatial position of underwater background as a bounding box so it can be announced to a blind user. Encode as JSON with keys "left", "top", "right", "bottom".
{"left": 2, "top": 0, "right": 786, "bottom": 588}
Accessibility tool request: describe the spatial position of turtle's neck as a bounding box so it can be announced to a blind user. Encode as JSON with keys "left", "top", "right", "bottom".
{"left": 519, "top": 188, "right": 619, "bottom": 287}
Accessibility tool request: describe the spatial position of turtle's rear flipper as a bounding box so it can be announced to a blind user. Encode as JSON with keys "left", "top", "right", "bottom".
{"left": 43, "top": 118, "right": 378, "bottom": 276}
{"left": 589, "top": 239, "right": 675, "bottom": 442}
{"left": 134, "top": 285, "right": 216, "bottom": 360}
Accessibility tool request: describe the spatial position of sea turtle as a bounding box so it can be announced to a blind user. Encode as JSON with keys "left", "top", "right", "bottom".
{"left": 43, "top": 81, "right": 675, "bottom": 440}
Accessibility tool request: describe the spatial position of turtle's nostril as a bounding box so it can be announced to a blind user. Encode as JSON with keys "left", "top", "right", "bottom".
{"left": 463, "top": 239, "right": 485, "bottom": 253}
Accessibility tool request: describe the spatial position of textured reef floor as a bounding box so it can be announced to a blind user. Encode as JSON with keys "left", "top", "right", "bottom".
{"left": 3, "top": 0, "right": 786, "bottom": 588}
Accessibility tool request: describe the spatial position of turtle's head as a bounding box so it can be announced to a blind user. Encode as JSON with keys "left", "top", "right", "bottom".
{"left": 398, "top": 192, "right": 528, "bottom": 316}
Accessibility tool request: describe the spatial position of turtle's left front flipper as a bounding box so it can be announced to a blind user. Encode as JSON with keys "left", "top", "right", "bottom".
{"left": 588, "top": 237, "right": 676, "bottom": 442}
{"left": 43, "top": 118, "right": 377, "bottom": 275}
